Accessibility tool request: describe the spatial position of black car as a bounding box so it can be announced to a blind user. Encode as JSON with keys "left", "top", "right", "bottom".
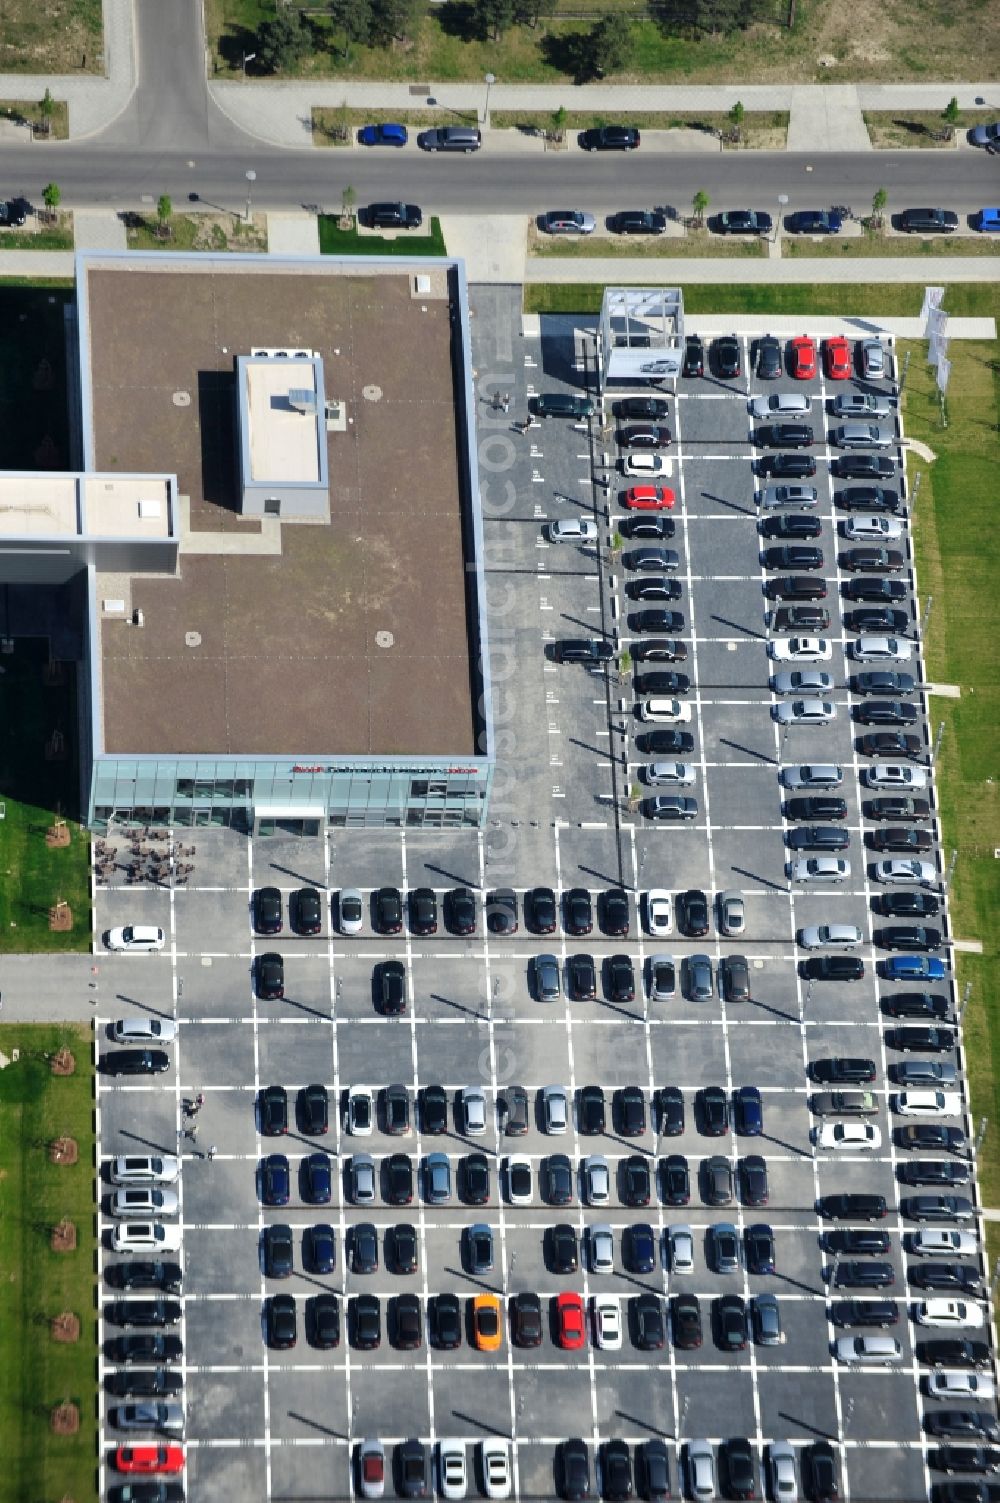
{"left": 714, "top": 208, "right": 772, "bottom": 235}
{"left": 722, "top": 954, "right": 751, "bottom": 1003}
{"left": 904, "top": 1194, "right": 974, "bottom": 1222}
{"left": 899, "top": 207, "right": 959, "bottom": 234}
{"left": 900, "top": 1160, "right": 970, "bottom": 1187}
{"left": 299, "top": 1083, "right": 329, "bottom": 1136}
{"left": 511, "top": 1290, "right": 543, "bottom": 1347}
{"left": 253, "top": 885, "right": 283, "bottom": 934}
{"left": 627, "top": 576, "right": 682, "bottom": 603}
{"left": 716, "top": 1295, "right": 749, "bottom": 1352}
{"left": 254, "top": 951, "right": 285, "bottom": 999}
{"left": 307, "top": 1291, "right": 340, "bottom": 1349}
{"left": 292, "top": 886, "right": 323, "bottom": 935}
{"left": 108, "top": 1486, "right": 185, "bottom": 1503}
{"left": 763, "top": 512, "right": 822, "bottom": 540}
{"left": 788, "top": 209, "right": 841, "bottom": 234}
{"left": 612, "top": 209, "right": 667, "bottom": 235}
{"left": 920, "top": 1341, "right": 992, "bottom": 1370}
{"left": 855, "top": 670, "right": 917, "bottom": 696}
{"left": 615, "top": 396, "right": 670, "bottom": 422}
{"left": 420, "top": 1084, "right": 448, "bottom": 1134}
{"left": 785, "top": 796, "right": 848, "bottom": 821}
{"left": 558, "top": 1438, "right": 591, "bottom": 1501}
{"left": 616, "top": 1085, "right": 646, "bottom": 1136}
{"left": 635, "top": 670, "right": 690, "bottom": 695}
{"left": 927, "top": 1414, "right": 1000, "bottom": 1444}
{"left": 462, "top": 1152, "right": 490, "bottom": 1206}
{"left": 260, "top": 1084, "right": 289, "bottom": 1136}
{"left": 786, "top": 825, "right": 851, "bottom": 852}
{"left": 388, "top": 1223, "right": 417, "bottom": 1275}
{"left": 760, "top": 422, "right": 814, "bottom": 449}
{"left": 381, "top": 1084, "right": 410, "bottom": 1136}
{"left": 713, "top": 334, "right": 742, "bottom": 379}
{"left": 349, "top": 1295, "right": 381, "bottom": 1352}
{"left": 764, "top": 544, "right": 824, "bottom": 571}
{"left": 721, "top": 1438, "right": 756, "bottom": 1500}
{"left": 545, "top": 1157, "right": 574, "bottom": 1208}
{"left": 754, "top": 334, "right": 782, "bottom": 379}
{"left": 818, "top": 1193, "right": 887, "bottom": 1221}
{"left": 855, "top": 699, "right": 920, "bottom": 728}
{"left": 773, "top": 604, "right": 831, "bottom": 632}
{"left": 881, "top": 991, "right": 951, "bottom": 1020}
{"left": 302, "top": 1222, "right": 335, "bottom": 1275}
{"left": 429, "top": 1292, "right": 461, "bottom": 1349}
{"left": 385, "top": 1153, "right": 413, "bottom": 1206}
{"left": 577, "top": 1083, "right": 605, "bottom": 1136}
{"left": 802, "top": 955, "right": 865, "bottom": 982}
{"left": 835, "top": 454, "right": 895, "bottom": 480}
{"left": 703, "top": 1155, "right": 733, "bottom": 1206}
{"left": 107, "top": 1297, "right": 183, "bottom": 1328}
{"left": 567, "top": 954, "right": 597, "bottom": 1002}
{"left": 869, "top": 828, "right": 935, "bottom": 854}
{"left": 890, "top": 1025, "right": 955, "bottom": 1052}
{"left": 657, "top": 1086, "right": 685, "bottom": 1136}
{"left": 106, "top": 1367, "right": 184, "bottom": 1398}
{"left": 634, "top": 1292, "right": 666, "bottom": 1350}
{"left": 880, "top": 891, "right": 939, "bottom": 918}
{"left": 621, "top": 1155, "right": 651, "bottom": 1207}
{"left": 366, "top": 199, "right": 422, "bottom": 230}
{"left": 868, "top": 795, "right": 931, "bottom": 822}
{"left": 408, "top": 887, "right": 438, "bottom": 935}
{"left": 759, "top": 453, "right": 818, "bottom": 479}
{"left": 374, "top": 886, "right": 403, "bottom": 933}
{"left": 802, "top": 1441, "right": 839, "bottom": 1502}
{"left": 526, "top": 886, "right": 556, "bottom": 934}
{"left": 580, "top": 124, "right": 640, "bottom": 150}
{"left": 661, "top": 1153, "right": 690, "bottom": 1205}
{"left": 630, "top": 608, "right": 685, "bottom": 634}
{"left": 826, "top": 1229, "right": 890, "bottom": 1257}
{"left": 833, "top": 1260, "right": 895, "bottom": 1288}
{"left": 831, "top": 1298, "right": 899, "bottom": 1327}
{"left": 607, "top": 953, "right": 636, "bottom": 1003}
{"left": 682, "top": 336, "right": 705, "bottom": 377}
{"left": 351, "top": 1223, "right": 379, "bottom": 1275}
{"left": 671, "top": 1292, "right": 702, "bottom": 1349}
{"left": 910, "top": 1262, "right": 980, "bottom": 1293}
{"left": 262, "top": 1224, "right": 294, "bottom": 1279}
{"left": 859, "top": 731, "right": 923, "bottom": 759}
{"left": 677, "top": 888, "right": 709, "bottom": 937}
{"left": 765, "top": 574, "right": 827, "bottom": 601}
{"left": 391, "top": 1294, "right": 424, "bottom": 1352}
{"left": 266, "top": 1292, "right": 297, "bottom": 1349}
{"left": 637, "top": 1442, "right": 671, "bottom": 1503}
{"left": 601, "top": 888, "right": 630, "bottom": 936}
{"left": 549, "top": 1223, "right": 579, "bottom": 1274}
{"left": 624, "top": 514, "right": 675, "bottom": 541}
{"left": 879, "top": 923, "right": 942, "bottom": 951}
{"left": 485, "top": 888, "right": 518, "bottom": 934}
{"left": 444, "top": 886, "right": 477, "bottom": 935}
{"left": 740, "top": 1155, "right": 768, "bottom": 1207}
{"left": 108, "top": 1334, "right": 183, "bottom": 1365}
{"left": 842, "top": 546, "right": 906, "bottom": 575}
{"left": 637, "top": 728, "right": 694, "bottom": 754}
{"left": 115, "top": 1262, "right": 183, "bottom": 1296}
{"left": 898, "top": 1124, "right": 965, "bottom": 1153}
{"left": 378, "top": 960, "right": 406, "bottom": 1015}
{"left": 625, "top": 1222, "right": 656, "bottom": 1275}
{"left": 808, "top": 1056, "right": 877, "bottom": 1084}
{"left": 601, "top": 1440, "right": 633, "bottom": 1502}
{"left": 564, "top": 887, "right": 593, "bottom": 936}
{"left": 553, "top": 638, "right": 615, "bottom": 665}
{"left": 837, "top": 484, "right": 900, "bottom": 514}
{"left": 699, "top": 1085, "right": 729, "bottom": 1135}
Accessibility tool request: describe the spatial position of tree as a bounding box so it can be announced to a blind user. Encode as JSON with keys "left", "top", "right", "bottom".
{"left": 550, "top": 104, "right": 567, "bottom": 140}
{"left": 39, "top": 87, "right": 54, "bottom": 135}
{"left": 340, "top": 185, "right": 357, "bottom": 227}
{"left": 156, "top": 194, "right": 172, "bottom": 238}
{"left": 368, "top": 0, "right": 420, "bottom": 47}
{"left": 476, "top": 0, "right": 515, "bottom": 39}
{"left": 257, "top": 10, "right": 311, "bottom": 73}
{"left": 42, "top": 182, "right": 61, "bottom": 220}
{"left": 583, "top": 14, "right": 633, "bottom": 78}
{"left": 328, "top": 0, "right": 372, "bottom": 50}
{"left": 692, "top": 188, "right": 709, "bottom": 224}
{"left": 871, "top": 186, "right": 888, "bottom": 228}
{"left": 728, "top": 99, "right": 744, "bottom": 128}
{"left": 942, "top": 96, "right": 960, "bottom": 125}
{"left": 513, "top": 0, "right": 557, "bottom": 24}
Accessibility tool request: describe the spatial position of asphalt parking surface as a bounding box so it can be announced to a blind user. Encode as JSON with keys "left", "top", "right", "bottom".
{"left": 92, "top": 289, "right": 988, "bottom": 1503}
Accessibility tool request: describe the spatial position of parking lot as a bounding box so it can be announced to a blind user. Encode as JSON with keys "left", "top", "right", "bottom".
{"left": 93, "top": 287, "right": 987, "bottom": 1503}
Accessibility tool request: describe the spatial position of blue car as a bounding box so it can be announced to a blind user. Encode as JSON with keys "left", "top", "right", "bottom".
{"left": 883, "top": 954, "right": 948, "bottom": 982}
{"left": 301, "top": 1152, "right": 332, "bottom": 1205}
{"left": 974, "top": 208, "right": 1000, "bottom": 233}
{"left": 733, "top": 1085, "right": 764, "bottom": 1136}
{"left": 305, "top": 1223, "right": 336, "bottom": 1275}
{"left": 260, "top": 1154, "right": 290, "bottom": 1206}
{"left": 358, "top": 122, "right": 408, "bottom": 147}
{"left": 626, "top": 1223, "right": 656, "bottom": 1274}
{"left": 787, "top": 209, "right": 842, "bottom": 235}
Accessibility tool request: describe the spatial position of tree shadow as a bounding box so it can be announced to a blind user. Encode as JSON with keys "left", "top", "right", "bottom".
{"left": 539, "top": 31, "right": 598, "bottom": 84}
{"left": 215, "top": 22, "right": 260, "bottom": 73}
{"left": 436, "top": 1, "right": 485, "bottom": 42}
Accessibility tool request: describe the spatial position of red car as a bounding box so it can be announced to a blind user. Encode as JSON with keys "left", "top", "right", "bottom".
{"left": 116, "top": 1445, "right": 185, "bottom": 1474}
{"left": 789, "top": 336, "right": 817, "bottom": 380}
{"left": 823, "top": 335, "right": 851, "bottom": 381}
{"left": 623, "top": 485, "right": 676, "bottom": 511}
{"left": 555, "top": 1291, "right": 587, "bottom": 1350}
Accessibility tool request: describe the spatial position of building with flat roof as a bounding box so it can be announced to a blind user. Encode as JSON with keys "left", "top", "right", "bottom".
{"left": 0, "top": 251, "right": 493, "bottom": 834}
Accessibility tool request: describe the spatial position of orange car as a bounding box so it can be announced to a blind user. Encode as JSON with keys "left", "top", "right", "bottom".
{"left": 116, "top": 1444, "right": 185, "bottom": 1474}
{"left": 471, "top": 1293, "right": 503, "bottom": 1351}
{"left": 823, "top": 336, "right": 852, "bottom": 381}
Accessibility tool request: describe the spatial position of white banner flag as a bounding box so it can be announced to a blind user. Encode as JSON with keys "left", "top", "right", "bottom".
{"left": 929, "top": 331, "right": 949, "bottom": 367}
{"left": 927, "top": 306, "right": 949, "bottom": 343}
{"left": 936, "top": 355, "right": 951, "bottom": 394}
{"left": 921, "top": 285, "right": 945, "bottom": 324}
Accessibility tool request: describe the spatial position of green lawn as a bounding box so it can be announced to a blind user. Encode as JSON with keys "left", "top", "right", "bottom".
{"left": 783, "top": 233, "right": 1000, "bottom": 258}
{"left": 124, "top": 212, "right": 267, "bottom": 253}
{"left": 318, "top": 215, "right": 447, "bottom": 257}
{"left": 0, "top": 98, "right": 70, "bottom": 139}
{"left": 0, "top": 220, "right": 74, "bottom": 251}
{"left": 0, "top": 1025, "right": 97, "bottom": 1503}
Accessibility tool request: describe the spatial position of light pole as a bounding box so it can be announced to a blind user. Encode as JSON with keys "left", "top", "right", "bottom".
{"left": 775, "top": 193, "right": 788, "bottom": 243}
{"left": 244, "top": 168, "right": 256, "bottom": 225}
{"left": 242, "top": 50, "right": 256, "bottom": 77}
{"left": 482, "top": 72, "right": 496, "bottom": 128}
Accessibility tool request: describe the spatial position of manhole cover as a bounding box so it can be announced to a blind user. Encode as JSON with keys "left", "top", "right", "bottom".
{"left": 173, "top": 391, "right": 191, "bottom": 407}
{"left": 375, "top": 630, "right": 394, "bottom": 649}
{"left": 185, "top": 632, "right": 201, "bottom": 648}
{"left": 362, "top": 384, "right": 383, "bottom": 402}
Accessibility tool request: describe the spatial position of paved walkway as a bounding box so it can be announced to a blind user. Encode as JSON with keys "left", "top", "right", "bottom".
{"left": 265, "top": 212, "right": 319, "bottom": 256}
{"left": 72, "top": 208, "right": 126, "bottom": 250}
{"left": 787, "top": 85, "right": 871, "bottom": 153}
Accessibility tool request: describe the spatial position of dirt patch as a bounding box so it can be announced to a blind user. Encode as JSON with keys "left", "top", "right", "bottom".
{"left": 51, "top": 1219, "right": 77, "bottom": 1252}
{"left": 48, "top": 903, "right": 73, "bottom": 932}
{"left": 50, "top": 1048, "right": 76, "bottom": 1076}
{"left": 49, "top": 1137, "right": 78, "bottom": 1165}
{"left": 50, "top": 1402, "right": 79, "bottom": 1435}
{"left": 50, "top": 1312, "right": 79, "bottom": 1342}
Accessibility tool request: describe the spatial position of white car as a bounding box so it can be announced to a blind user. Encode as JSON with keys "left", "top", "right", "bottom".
{"left": 750, "top": 392, "right": 811, "bottom": 419}
{"left": 813, "top": 1121, "right": 881, "bottom": 1151}
{"left": 624, "top": 453, "right": 668, "bottom": 479}
{"left": 112, "top": 1016, "right": 178, "bottom": 1044}
{"left": 851, "top": 635, "right": 913, "bottom": 663}
{"left": 798, "top": 924, "right": 863, "bottom": 949}
{"left": 926, "top": 1371, "right": 996, "bottom": 1401}
{"left": 480, "top": 1439, "right": 512, "bottom": 1499}
{"left": 768, "top": 636, "right": 832, "bottom": 663}
{"left": 104, "top": 925, "right": 165, "bottom": 952}
{"left": 841, "top": 515, "right": 903, "bottom": 541}
{"left": 346, "top": 1086, "right": 374, "bottom": 1136}
{"left": 542, "top": 1084, "right": 568, "bottom": 1134}
{"left": 915, "top": 1299, "right": 986, "bottom": 1329}
{"left": 461, "top": 1087, "right": 487, "bottom": 1135}
{"left": 771, "top": 674, "right": 833, "bottom": 697}
{"left": 589, "top": 1223, "right": 615, "bottom": 1274}
{"left": 781, "top": 763, "right": 843, "bottom": 789}
{"left": 645, "top": 760, "right": 696, "bottom": 787}
{"left": 504, "top": 1155, "right": 533, "bottom": 1207}
{"left": 787, "top": 857, "right": 850, "bottom": 884}
{"left": 644, "top": 889, "right": 672, "bottom": 937}
{"left": 768, "top": 1441, "right": 799, "bottom": 1502}
{"left": 864, "top": 765, "right": 928, "bottom": 791}
{"left": 549, "top": 518, "right": 598, "bottom": 544}
{"left": 438, "top": 1440, "right": 468, "bottom": 1501}
{"left": 339, "top": 888, "right": 364, "bottom": 935}
{"left": 910, "top": 1230, "right": 978, "bottom": 1259}
{"left": 358, "top": 1439, "right": 385, "bottom": 1500}
{"left": 582, "top": 1155, "right": 611, "bottom": 1206}
{"left": 111, "top": 1155, "right": 180, "bottom": 1186}
{"left": 111, "top": 1220, "right": 182, "bottom": 1254}
{"left": 638, "top": 698, "right": 692, "bottom": 724}
{"left": 893, "top": 1089, "right": 963, "bottom": 1117}
{"left": 592, "top": 1295, "right": 623, "bottom": 1350}
{"left": 111, "top": 1187, "right": 180, "bottom": 1217}
{"left": 670, "top": 1224, "right": 695, "bottom": 1273}
{"left": 874, "top": 858, "right": 937, "bottom": 885}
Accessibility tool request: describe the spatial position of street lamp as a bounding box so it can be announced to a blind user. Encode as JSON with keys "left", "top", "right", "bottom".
{"left": 775, "top": 193, "right": 788, "bottom": 243}
{"left": 244, "top": 168, "right": 256, "bottom": 225}
{"left": 482, "top": 72, "right": 496, "bottom": 128}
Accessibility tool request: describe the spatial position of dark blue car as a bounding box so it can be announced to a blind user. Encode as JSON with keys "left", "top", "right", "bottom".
{"left": 626, "top": 1223, "right": 656, "bottom": 1274}
{"left": 787, "top": 209, "right": 842, "bottom": 235}
{"left": 301, "top": 1152, "right": 332, "bottom": 1205}
{"left": 733, "top": 1086, "right": 763, "bottom": 1136}
{"left": 358, "top": 122, "right": 408, "bottom": 147}
{"left": 305, "top": 1223, "right": 336, "bottom": 1275}
{"left": 260, "top": 1154, "right": 290, "bottom": 1206}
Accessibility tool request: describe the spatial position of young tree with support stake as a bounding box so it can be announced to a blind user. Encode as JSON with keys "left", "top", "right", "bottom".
{"left": 42, "top": 182, "right": 60, "bottom": 223}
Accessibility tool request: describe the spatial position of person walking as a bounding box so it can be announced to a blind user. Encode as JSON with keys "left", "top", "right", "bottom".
{"left": 207, "top": 1144, "right": 217, "bottom": 1161}
{"left": 187, "top": 1122, "right": 199, "bottom": 1142}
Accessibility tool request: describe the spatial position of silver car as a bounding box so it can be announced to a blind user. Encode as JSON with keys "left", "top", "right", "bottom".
{"left": 111, "top": 1155, "right": 180, "bottom": 1186}
{"left": 749, "top": 392, "right": 810, "bottom": 419}
{"left": 841, "top": 514, "right": 903, "bottom": 541}
{"left": 833, "top": 422, "right": 894, "bottom": 449}
{"left": 589, "top": 1223, "right": 615, "bottom": 1274}
{"left": 717, "top": 890, "right": 745, "bottom": 936}
{"left": 533, "top": 953, "right": 561, "bottom": 1002}
{"left": 645, "top": 760, "right": 696, "bottom": 786}
{"left": 768, "top": 1442, "right": 799, "bottom": 1501}
{"left": 111, "top": 1400, "right": 185, "bottom": 1434}
{"left": 782, "top": 763, "right": 843, "bottom": 789}
{"left": 757, "top": 483, "right": 819, "bottom": 510}
{"left": 461, "top": 1086, "right": 487, "bottom": 1135}
{"left": 111, "top": 1187, "right": 179, "bottom": 1218}
{"left": 549, "top": 518, "right": 598, "bottom": 544}
{"left": 583, "top": 1155, "right": 610, "bottom": 1206}
{"left": 112, "top": 1016, "right": 177, "bottom": 1044}
{"left": 860, "top": 338, "right": 887, "bottom": 379}
{"left": 350, "top": 1153, "right": 377, "bottom": 1204}
{"left": 772, "top": 698, "right": 836, "bottom": 725}
{"left": 686, "top": 1440, "right": 717, "bottom": 1500}
{"left": 771, "top": 670, "right": 834, "bottom": 696}
{"left": 798, "top": 924, "right": 863, "bottom": 948}
{"left": 786, "top": 857, "right": 850, "bottom": 883}
{"left": 339, "top": 888, "right": 364, "bottom": 935}
{"left": 831, "top": 392, "right": 893, "bottom": 418}
{"left": 670, "top": 1224, "right": 695, "bottom": 1273}
{"left": 647, "top": 954, "right": 676, "bottom": 1001}
{"left": 542, "top": 1085, "right": 568, "bottom": 1134}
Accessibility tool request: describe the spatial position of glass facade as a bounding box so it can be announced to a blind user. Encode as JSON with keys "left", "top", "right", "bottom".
{"left": 89, "top": 757, "right": 492, "bottom": 832}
